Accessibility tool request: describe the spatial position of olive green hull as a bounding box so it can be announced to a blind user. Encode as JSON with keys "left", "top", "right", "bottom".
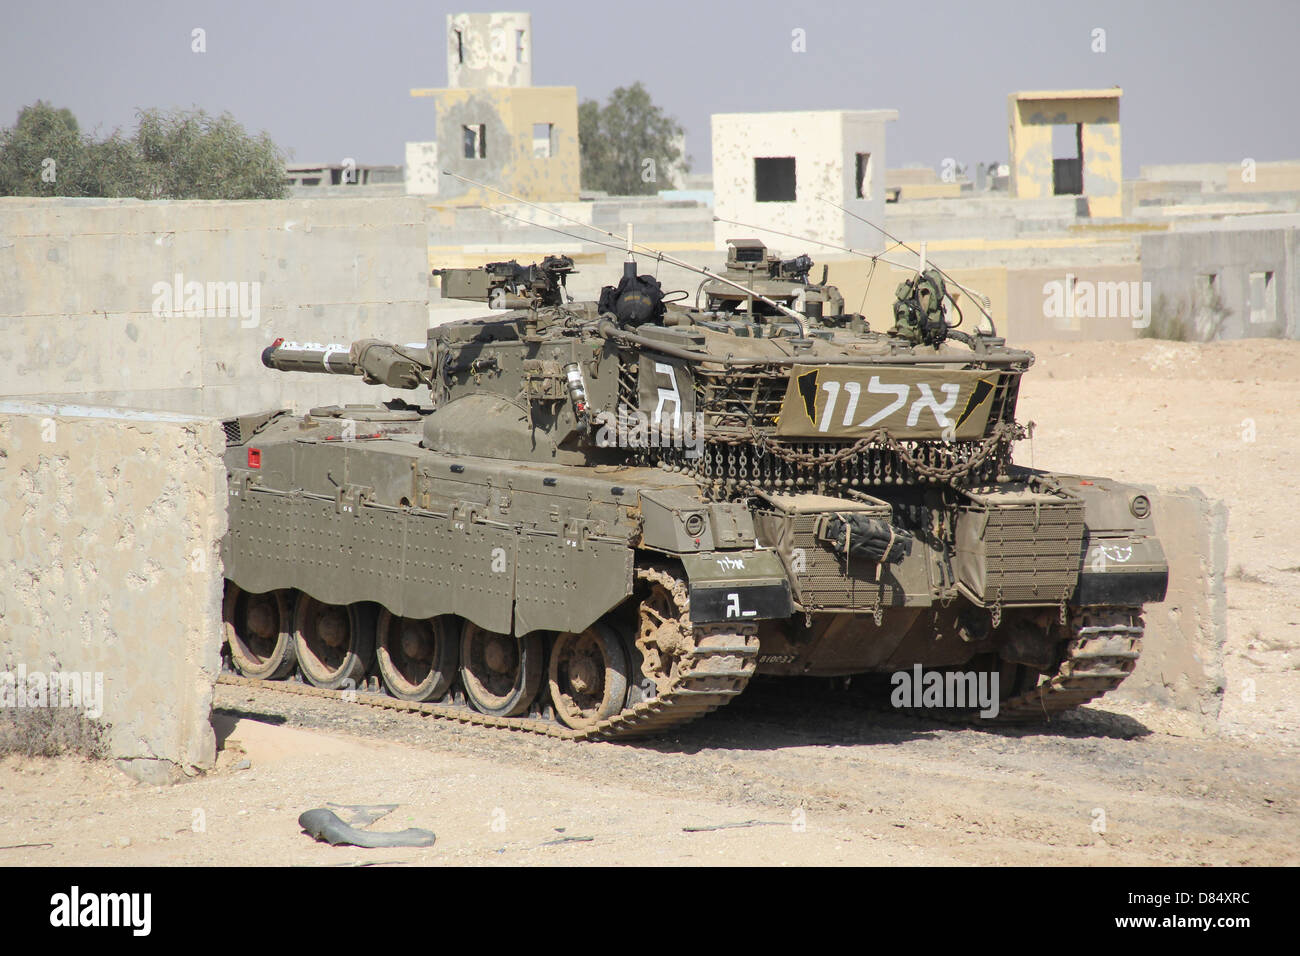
{"left": 221, "top": 411, "right": 1166, "bottom": 680}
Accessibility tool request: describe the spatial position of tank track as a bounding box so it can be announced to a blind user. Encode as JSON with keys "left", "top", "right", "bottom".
{"left": 988, "top": 608, "right": 1143, "bottom": 723}
{"left": 884, "top": 607, "right": 1144, "bottom": 724}
{"left": 218, "top": 566, "right": 760, "bottom": 742}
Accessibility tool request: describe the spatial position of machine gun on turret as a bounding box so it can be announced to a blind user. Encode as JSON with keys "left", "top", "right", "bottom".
{"left": 436, "top": 254, "right": 575, "bottom": 309}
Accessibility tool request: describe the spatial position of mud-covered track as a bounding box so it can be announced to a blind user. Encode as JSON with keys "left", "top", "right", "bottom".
{"left": 221, "top": 566, "right": 760, "bottom": 742}
{"left": 217, "top": 628, "right": 758, "bottom": 742}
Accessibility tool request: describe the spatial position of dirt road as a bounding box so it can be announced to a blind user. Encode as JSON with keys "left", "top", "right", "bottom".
{"left": 2, "top": 680, "right": 1295, "bottom": 866}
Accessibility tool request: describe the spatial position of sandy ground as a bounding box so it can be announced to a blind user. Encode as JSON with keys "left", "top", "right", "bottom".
{"left": 2, "top": 338, "right": 1297, "bottom": 867}
{"left": 1018, "top": 339, "right": 1300, "bottom": 743}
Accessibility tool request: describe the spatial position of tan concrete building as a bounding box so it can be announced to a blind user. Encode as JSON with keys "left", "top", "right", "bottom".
{"left": 446, "top": 11, "right": 532, "bottom": 88}
{"left": 1008, "top": 89, "right": 1122, "bottom": 218}
{"left": 711, "top": 109, "right": 897, "bottom": 252}
{"left": 407, "top": 11, "right": 580, "bottom": 204}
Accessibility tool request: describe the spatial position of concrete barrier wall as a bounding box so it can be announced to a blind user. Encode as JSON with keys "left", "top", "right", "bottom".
{"left": 1113, "top": 486, "right": 1229, "bottom": 717}
{"left": 1142, "top": 226, "right": 1297, "bottom": 340}
{"left": 1005, "top": 264, "right": 1146, "bottom": 341}
{"left": 0, "top": 404, "right": 226, "bottom": 780}
{"left": 0, "top": 196, "right": 431, "bottom": 418}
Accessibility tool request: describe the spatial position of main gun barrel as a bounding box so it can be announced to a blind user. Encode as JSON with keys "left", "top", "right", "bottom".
{"left": 262, "top": 340, "right": 359, "bottom": 375}
{"left": 261, "top": 338, "right": 431, "bottom": 389}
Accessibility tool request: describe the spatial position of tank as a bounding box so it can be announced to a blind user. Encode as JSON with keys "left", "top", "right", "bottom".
{"left": 218, "top": 242, "right": 1167, "bottom": 739}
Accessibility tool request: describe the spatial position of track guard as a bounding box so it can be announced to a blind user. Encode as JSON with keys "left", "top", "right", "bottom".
{"left": 680, "top": 551, "right": 793, "bottom": 624}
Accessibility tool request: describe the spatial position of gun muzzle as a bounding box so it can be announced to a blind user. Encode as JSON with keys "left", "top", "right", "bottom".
{"left": 261, "top": 338, "right": 429, "bottom": 389}
{"left": 262, "top": 339, "right": 360, "bottom": 375}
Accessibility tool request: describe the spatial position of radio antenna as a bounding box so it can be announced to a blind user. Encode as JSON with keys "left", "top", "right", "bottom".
{"left": 714, "top": 212, "right": 996, "bottom": 333}
{"left": 820, "top": 197, "right": 996, "bottom": 324}
{"left": 474, "top": 204, "right": 628, "bottom": 255}
{"left": 440, "top": 169, "right": 810, "bottom": 337}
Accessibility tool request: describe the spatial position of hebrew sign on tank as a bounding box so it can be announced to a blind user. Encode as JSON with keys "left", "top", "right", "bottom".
{"left": 775, "top": 365, "right": 999, "bottom": 440}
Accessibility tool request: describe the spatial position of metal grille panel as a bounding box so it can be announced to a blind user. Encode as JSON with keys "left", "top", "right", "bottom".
{"left": 957, "top": 496, "right": 1085, "bottom": 605}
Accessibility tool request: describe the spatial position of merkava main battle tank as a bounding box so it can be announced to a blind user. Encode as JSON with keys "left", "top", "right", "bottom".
{"left": 219, "top": 236, "right": 1168, "bottom": 739}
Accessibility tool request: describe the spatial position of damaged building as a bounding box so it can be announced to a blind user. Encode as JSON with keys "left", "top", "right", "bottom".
{"left": 406, "top": 11, "right": 580, "bottom": 203}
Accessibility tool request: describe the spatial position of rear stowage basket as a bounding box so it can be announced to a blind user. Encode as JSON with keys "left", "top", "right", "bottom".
{"left": 752, "top": 492, "right": 897, "bottom": 611}
{"left": 954, "top": 485, "right": 1085, "bottom": 606}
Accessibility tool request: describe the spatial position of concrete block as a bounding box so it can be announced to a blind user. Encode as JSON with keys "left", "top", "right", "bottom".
{"left": 0, "top": 196, "right": 430, "bottom": 418}
{"left": 0, "top": 404, "right": 226, "bottom": 774}
{"left": 1113, "top": 486, "right": 1228, "bottom": 717}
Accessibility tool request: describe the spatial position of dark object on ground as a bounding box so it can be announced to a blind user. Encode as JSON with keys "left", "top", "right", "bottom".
{"left": 538, "top": 835, "right": 595, "bottom": 847}
{"left": 325, "top": 803, "right": 398, "bottom": 827}
{"left": 682, "top": 820, "right": 784, "bottom": 832}
{"left": 297, "top": 808, "right": 436, "bottom": 848}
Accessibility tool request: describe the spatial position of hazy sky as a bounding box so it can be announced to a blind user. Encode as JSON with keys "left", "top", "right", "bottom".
{"left": 3, "top": 0, "right": 1297, "bottom": 177}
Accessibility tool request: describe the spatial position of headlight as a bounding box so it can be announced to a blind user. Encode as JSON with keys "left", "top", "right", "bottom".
{"left": 684, "top": 513, "right": 706, "bottom": 537}
{"left": 1130, "top": 495, "right": 1151, "bottom": 519}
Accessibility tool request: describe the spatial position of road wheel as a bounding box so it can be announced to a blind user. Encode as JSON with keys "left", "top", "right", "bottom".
{"left": 223, "top": 584, "right": 296, "bottom": 680}
{"left": 548, "top": 624, "right": 630, "bottom": 730}
{"left": 460, "top": 623, "right": 542, "bottom": 717}
{"left": 377, "top": 612, "right": 459, "bottom": 702}
{"left": 294, "top": 594, "right": 375, "bottom": 690}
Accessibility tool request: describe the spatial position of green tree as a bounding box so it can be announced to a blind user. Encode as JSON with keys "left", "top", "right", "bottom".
{"left": 578, "top": 82, "right": 689, "bottom": 196}
{"left": 134, "top": 108, "right": 287, "bottom": 200}
{"left": 0, "top": 102, "right": 288, "bottom": 199}
{"left": 80, "top": 131, "right": 145, "bottom": 198}
{"left": 0, "top": 100, "right": 92, "bottom": 196}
